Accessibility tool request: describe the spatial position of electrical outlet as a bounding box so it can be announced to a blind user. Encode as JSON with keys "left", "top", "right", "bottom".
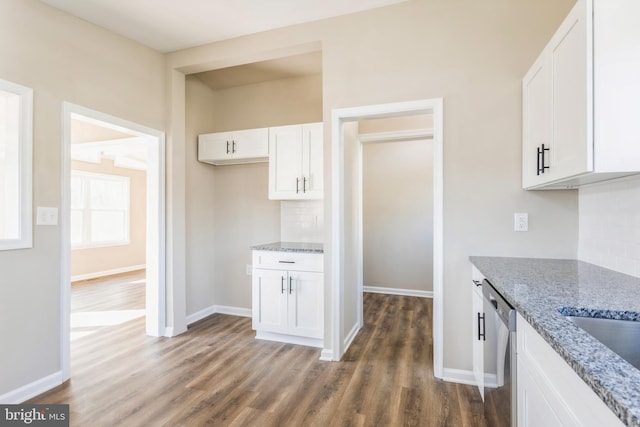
{"left": 37, "top": 207, "right": 59, "bottom": 226}
{"left": 246, "top": 264, "right": 252, "bottom": 275}
{"left": 514, "top": 213, "right": 528, "bottom": 232}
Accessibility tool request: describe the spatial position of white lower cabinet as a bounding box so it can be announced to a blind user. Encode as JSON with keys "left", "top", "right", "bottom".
{"left": 471, "top": 265, "right": 485, "bottom": 399}
{"left": 516, "top": 313, "right": 623, "bottom": 427}
{"left": 252, "top": 250, "right": 324, "bottom": 347}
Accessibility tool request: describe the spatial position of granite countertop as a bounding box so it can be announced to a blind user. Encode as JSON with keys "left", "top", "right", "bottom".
{"left": 469, "top": 256, "right": 640, "bottom": 426}
{"left": 251, "top": 241, "right": 324, "bottom": 254}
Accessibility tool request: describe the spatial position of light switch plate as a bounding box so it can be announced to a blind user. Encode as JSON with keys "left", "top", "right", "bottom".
{"left": 514, "top": 213, "right": 528, "bottom": 232}
{"left": 37, "top": 207, "right": 59, "bottom": 226}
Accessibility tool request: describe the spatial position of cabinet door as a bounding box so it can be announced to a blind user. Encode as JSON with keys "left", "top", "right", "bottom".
{"left": 287, "top": 271, "right": 324, "bottom": 339}
{"left": 252, "top": 269, "right": 288, "bottom": 334}
{"left": 198, "top": 131, "right": 235, "bottom": 164}
{"left": 522, "top": 52, "right": 553, "bottom": 189}
{"left": 234, "top": 127, "right": 268, "bottom": 159}
{"left": 269, "top": 125, "right": 303, "bottom": 199}
{"left": 549, "top": 0, "right": 592, "bottom": 180}
{"left": 302, "top": 123, "right": 324, "bottom": 199}
{"left": 472, "top": 284, "right": 485, "bottom": 400}
{"left": 517, "top": 360, "right": 565, "bottom": 427}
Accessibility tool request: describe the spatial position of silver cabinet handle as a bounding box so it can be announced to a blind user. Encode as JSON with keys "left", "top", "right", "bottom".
{"left": 226, "top": 141, "right": 230, "bottom": 154}
{"left": 289, "top": 276, "right": 293, "bottom": 294}
{"left": 303, "top": 177, "right": 307, "bottom": 193}
{"left": 232, "top": 140, "right": 237, "bottom": 153}
{"left": 278, "top": 260, "right": 295, "bottom": 264}
{"left": 296, "top": 177, "right": 300, "bottom": 194}
{"left": 281, "top": 276, "right": 285, "bottom": 294}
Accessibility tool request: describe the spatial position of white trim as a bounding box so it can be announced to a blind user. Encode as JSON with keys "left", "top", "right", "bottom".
{"left": 343, "top": 321, "right": 360, "bottom": 354}
{"left": 186, "top": 304, "right": 253, "bottom": 326}
{"left": 164, "top": 326, "right": 177, "bottom": 337}
{"left": 0, "top": 371, "right": 63, "bottom": 404}
{"left": 331, "top": 99, "right": 444, "bottom": 377}
{"left": 440, "top": 368, "right": 498, "bottom": 389}
{"left": 358, "top": 128, "right": 434, "bottom": 144}
{"left": 61, "top": 103, "right": 166, "bottom": 382}
{"left": 255, "top": 331, "right": 323, "bottom": 348}
{"left": 363, "top": 286, "right": 433, "bottom": 298}
{"left": 0, "top": 78, "right": 33, "bottom": 251}
{"left": 441, "top": 368, "right": 476, "bottom": 386}
{"left": 186, "top": 305, "right": 217, "bottom": 325}
{"left": 70, "top": 264, "right": 146, "bottom": 282}
{"left": 319, "top": 349, "right": 334, "bottom": 361}
{"left": 213, "top": 305, "right": 252, "bottom": 318}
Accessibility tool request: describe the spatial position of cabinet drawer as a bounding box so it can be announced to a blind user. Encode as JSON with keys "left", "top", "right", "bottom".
{"left": 253, "top": 250, "right": 323, "bottom": 272}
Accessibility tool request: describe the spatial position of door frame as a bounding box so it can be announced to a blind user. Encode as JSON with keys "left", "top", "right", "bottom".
{"left": 60, "top": 102, "right": 166, "bottom": 380}
{"left": 329, "top": 98, "right": 444, "bottom": 378}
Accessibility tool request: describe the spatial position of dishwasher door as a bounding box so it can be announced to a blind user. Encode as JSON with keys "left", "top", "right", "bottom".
{"left": 483, "top": 280, "right": 517, "bottom": 427}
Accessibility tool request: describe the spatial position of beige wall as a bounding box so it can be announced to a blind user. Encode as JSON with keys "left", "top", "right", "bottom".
{"left": 168, "top": 0, "right": 578, "bottom": 371}
{"left": 0, "top": 0, "right": 165, "bottom": 396}
{"left": 70, "top": 159, "right": 147, "bottom": 279}
{"left": 363, "top": 139, "right": 433, "bottom": 292}
{"left": 185, "top": 74, "right": 322, "bottom": 312}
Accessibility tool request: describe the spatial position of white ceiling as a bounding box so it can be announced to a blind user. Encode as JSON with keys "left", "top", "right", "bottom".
{"left": 38, "top": 0, "right": 409, "bottom": 53}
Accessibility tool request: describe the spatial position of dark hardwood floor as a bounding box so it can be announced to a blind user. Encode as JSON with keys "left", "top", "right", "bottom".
{"left": 31, "top": 276, "right": 485, "bottom": 426}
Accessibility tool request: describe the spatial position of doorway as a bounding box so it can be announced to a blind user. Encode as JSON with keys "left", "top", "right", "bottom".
{"left": 329, "top": 99, "right": 444, "bottom": 379}
{"left": 60, "top": 103, "right": 166, "bottom": 380}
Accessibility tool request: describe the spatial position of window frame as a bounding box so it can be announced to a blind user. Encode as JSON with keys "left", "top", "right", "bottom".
{"left": 0, "top": 78, "right": 33, "bottom": 251}
{"left": 70, "top": 170, "right": 131, "bottom": 250}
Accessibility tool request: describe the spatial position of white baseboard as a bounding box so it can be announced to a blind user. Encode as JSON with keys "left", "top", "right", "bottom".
{"left": 186, "top": 305, "right": 217, "bottom": 325}
{"left": 0, "top": 371, "right": 63, "bottom": 404}
{"left": 342, "top": 321, "right": 360, "bottom": 356}
{"left": 319, "top": 349, "right": 334, "bottom": 361}
{"left": 255, "top": 331, "right": 323, "bottom": 348}
{"left": 71, "top": 264, "right": 146, "bottom": 282}
{"left": 186, "top": 304, "right": 252, "bottom": 326}
{"left": 213, "top": 305, "right": 252, "bottom": 318}
{"left": 441, "top": 368, "right": 476, "bottom": 386}
{"left": 363, "top": 285, "right": 433, "bottom": 298}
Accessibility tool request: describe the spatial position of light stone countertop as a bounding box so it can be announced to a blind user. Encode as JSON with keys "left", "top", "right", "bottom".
{"left": 251, "top": 241, "right": 324, "bottom": 254}
{"left": 469, "top": 256, "right": 640, "bottom": 427}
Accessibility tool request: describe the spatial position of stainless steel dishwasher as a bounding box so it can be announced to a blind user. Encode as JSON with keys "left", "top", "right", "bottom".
{"left": 483, "top": 279, "right": 517, "bottom": 427}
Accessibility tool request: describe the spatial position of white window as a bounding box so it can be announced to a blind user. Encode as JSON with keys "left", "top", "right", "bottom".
{"left": 71, "top": 171, "right": 130, "bottom": 248}
{"left": 0, "top": 78, "right": 32, "bottom": 250}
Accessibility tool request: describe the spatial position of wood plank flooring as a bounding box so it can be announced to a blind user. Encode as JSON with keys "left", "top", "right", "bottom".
{"left": 30, "top": 278, "right": 486, "bottom": 426}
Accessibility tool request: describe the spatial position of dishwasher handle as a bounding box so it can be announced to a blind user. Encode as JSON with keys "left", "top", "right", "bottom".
{"left": 482, "top": 279, "right": 516, "bottom": 331}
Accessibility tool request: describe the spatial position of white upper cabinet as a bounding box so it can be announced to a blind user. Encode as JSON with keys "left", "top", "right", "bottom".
{"left": 198, "top": 127, "right": 268, "bottom": 165}
{"left": 269, "top": 122, "right": 323, "bottom": 200}
{"left": 522, "top": 0, "right": 640, "bottom": 189}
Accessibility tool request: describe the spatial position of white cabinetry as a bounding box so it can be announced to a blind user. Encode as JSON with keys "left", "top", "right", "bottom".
{"left": 269, "top": 123, "right": 323, "bottom": 200}
{"left": 516, "top": 313, "right": 623, "bottom": 427}
{"left": 252, "top": 250, "right": 324, "bottom": 347}
{"left": 471, "top": 265, "right": 485, "bottom": 400}
{"left": 198, "top": 127, "right": 268, "bottom": 165}
{"left": 522, "top": 0, "right": 640, "bottom": 189}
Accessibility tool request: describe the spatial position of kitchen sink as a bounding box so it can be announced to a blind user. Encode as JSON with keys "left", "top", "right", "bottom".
{"left": 565, "top": 315, "right": 640, "bottom": 370}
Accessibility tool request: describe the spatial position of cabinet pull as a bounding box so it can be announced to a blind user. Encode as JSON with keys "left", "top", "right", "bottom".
{"left": 478, "top": 312, "right": 485, "bottom": 341}
{"left": 296, "top": 177, "right": 300, "bottom": 194}
{"left": 536, "top": 146, "right": 541, "bottom": 176}
{"left": 281, "top": 276, "right": 285, "bottom": 294}
{"left": 289, "top": 276, "right": 293, "bottom": 294}
{"left": 303, "top": 177, "right": 307, "bottom": 193}
{"left": 537, "top": 144, "right": 550, "bottom": 175}
{"left": 278, "top": 260, "right": 295, "bottom": 264}
{"left": 226, "top": 141, "right": 230, "bottom": 154}
{"left": 232, "top": 140, "right": 237, "bottom": 153}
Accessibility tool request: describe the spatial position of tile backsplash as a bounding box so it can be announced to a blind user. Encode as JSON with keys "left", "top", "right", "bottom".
{"left": 579, "top": 175, "right": 640, "bottom": 278}
{"left": 281, "top": 200, "right": 324, "bottom": 243}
